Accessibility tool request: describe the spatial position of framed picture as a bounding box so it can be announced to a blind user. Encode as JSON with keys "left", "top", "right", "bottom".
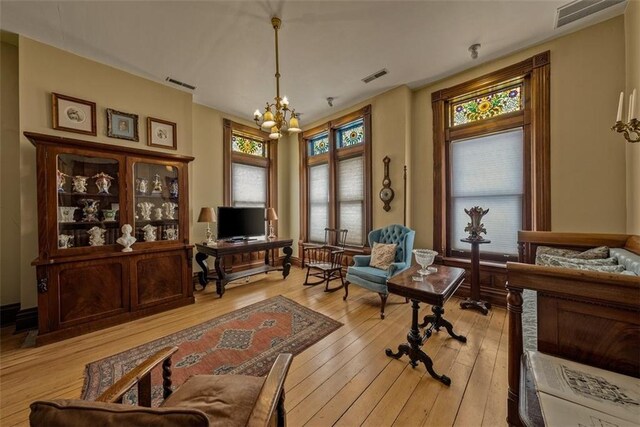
{"left": 147, "top": 117, "right": 177, "bottom": 150}
{"left": 51, "top": 93, "right": 97, "bottom": 136}
{"left": 107, "top": 109, "right": 139, "bottom": 141}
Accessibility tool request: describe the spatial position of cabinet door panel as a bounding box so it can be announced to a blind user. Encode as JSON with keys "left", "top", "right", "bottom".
{"left": 135, "top": 254, "right": 184, "bottom": 307}
{"left": 56, "top": 260, "right": 129, "bottom": 326}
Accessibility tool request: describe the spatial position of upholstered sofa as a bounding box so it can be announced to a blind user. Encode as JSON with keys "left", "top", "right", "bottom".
{"left": 505, "top": 231, "right": 640, "bottom": 426}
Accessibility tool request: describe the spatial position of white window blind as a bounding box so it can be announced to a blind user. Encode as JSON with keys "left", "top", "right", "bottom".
{"left": 309, "top": 163, "right": 329, "bottom": 242}
{"left": 450, "top": 128, "right": 524, "bottom": 256}
{"left": 338, "top": 156, "right": 364, "bottom": 246}
{"left": 232, "top": 163, "right": 267, "bottom": 208}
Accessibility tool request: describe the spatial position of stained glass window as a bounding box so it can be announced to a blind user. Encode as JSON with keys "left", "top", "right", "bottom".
{"left": 336, "top": 119, "right": 364, "bottom": 148}
{"left": 232, "top": 134, "right": 265, "bottom": 156}
{"left": 308, "top": 133, "right": 329, "bottom": 156}
{"left": 452, "top": 86, "right": 522, "bottom": 126}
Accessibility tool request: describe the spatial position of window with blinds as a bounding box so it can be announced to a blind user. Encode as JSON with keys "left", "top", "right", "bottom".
{"left": 301, "top": 106, "right": 371, "bottom": 247}
{"left": 450, "top": 128, "right": 524, "bottom": 256}
{"left": 232, "top": 163, "right": 267, "bottom": 208}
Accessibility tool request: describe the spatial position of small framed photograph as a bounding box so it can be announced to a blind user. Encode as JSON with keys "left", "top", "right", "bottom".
{"left": 107, "top": 109, "right": 139, "bottom": 141}
{"left": 147, "top": 117, "right": 177, "bottom": 150}
{"left": 51, "top": 93, "right": 97, "bottom": 136}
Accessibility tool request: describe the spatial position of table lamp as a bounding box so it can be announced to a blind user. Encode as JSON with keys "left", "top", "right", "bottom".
{"left": 197, "top": 207, "right": 216, "bottom": 245}
{"left": 266, "top": 208, "right": 278, "bottom": 239}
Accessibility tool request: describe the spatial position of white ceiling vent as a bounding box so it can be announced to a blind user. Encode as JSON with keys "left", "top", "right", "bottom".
{"left": 361, "top": 68, "right": 388, "bottom": 84}
{"left": 165, "top": 77, "right": 196, "bottom": 91}
{"left": 555, "top": 0, "right": 626, "bottom": 28}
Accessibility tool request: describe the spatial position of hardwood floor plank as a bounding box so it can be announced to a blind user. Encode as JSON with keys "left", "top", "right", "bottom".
{"left": 0, "top": 267, "right": 509, "bottom": 427}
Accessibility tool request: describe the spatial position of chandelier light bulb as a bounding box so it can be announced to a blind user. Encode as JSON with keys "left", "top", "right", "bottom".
{"left": 282, "top": 96, "right": 289, "bottom": 106}
{"left": 253, "top": 109, "right": 262, "bottom": 119}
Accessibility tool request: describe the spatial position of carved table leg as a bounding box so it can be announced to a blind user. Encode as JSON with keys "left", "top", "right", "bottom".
{"left": 282, "top": 246, "right": 292, "bottom": 278}
{"left": 214, "top": 256, "right": 225, "bottom": 297}
{"left": 194, "top": 252, "right": 209, "bottom": 289}
{"left": 419, "top": 305, "right": 467, "bottom": 343}
{"left": 385, "top": 299, "right": 451, "bottom": 385}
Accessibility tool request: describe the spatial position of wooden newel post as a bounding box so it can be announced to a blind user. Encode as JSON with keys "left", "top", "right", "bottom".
{"left": 506, "top": 287, "right": 524, "bottom": 427}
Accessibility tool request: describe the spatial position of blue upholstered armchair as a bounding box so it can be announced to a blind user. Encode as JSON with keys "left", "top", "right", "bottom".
{"left": 344, "top": 224, "right": 415, "bottom": 319}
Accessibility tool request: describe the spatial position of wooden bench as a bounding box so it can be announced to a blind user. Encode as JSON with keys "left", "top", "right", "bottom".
{"left": 505, "top": 231, "right": 640, "bottom": 426}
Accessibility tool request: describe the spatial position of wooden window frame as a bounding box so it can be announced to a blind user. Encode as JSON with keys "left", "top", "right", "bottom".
{"left": 299, "top": 105, "right": 372, "bottom": 248}
{"left": 223, "top": 119, "right": 278, "bottom": 231}
{"left": 432, "top": 52, "right": 551, "bottom": 263}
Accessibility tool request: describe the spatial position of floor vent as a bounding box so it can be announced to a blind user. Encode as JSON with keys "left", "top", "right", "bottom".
{"left": 556, "top": 0, "right": 625, "bottom": 28}
{"left": 165, "top": 77, "right": 196, "bottom": 91}
{"left": 361, "top": 68, "right": 388, "bottom": 84}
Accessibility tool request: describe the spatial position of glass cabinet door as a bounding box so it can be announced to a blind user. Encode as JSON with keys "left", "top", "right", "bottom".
{"left": 133, "top": 162, "right": 180, "bottom": 243}
{"left": 56, "top": 153, "right": 121, "bottom": 249}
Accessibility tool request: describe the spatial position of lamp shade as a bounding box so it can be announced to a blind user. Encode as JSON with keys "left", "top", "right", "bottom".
{"left": 266, "top": 207, "right": 278, "bottom": 221}
{"left": 197, "top": 207, "right": 216, "bottom": 223}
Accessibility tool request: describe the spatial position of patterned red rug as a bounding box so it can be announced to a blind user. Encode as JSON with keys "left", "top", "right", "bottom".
{"left": 81, "top": 295, "right": 341, "bottom": 405}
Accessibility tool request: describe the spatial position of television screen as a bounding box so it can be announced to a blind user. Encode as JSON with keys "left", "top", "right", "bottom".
{"left": 217, "top": 207, "right": 265, "bottom": 240}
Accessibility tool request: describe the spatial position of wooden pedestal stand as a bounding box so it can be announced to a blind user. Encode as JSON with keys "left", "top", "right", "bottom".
{"left": 459, "top": 238, "right": 491, "bottom": 315}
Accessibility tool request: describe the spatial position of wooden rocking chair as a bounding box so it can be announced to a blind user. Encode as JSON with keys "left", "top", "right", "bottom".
{"left": 30, "top": 347, "right": 293, "bottom": 427}
{"left": 302, "top": 228, "right": 348, "bottom": 292}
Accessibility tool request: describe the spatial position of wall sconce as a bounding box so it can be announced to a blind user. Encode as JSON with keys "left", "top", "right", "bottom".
{"left": 612, "top": 89, "right": 639, "bottom": 143}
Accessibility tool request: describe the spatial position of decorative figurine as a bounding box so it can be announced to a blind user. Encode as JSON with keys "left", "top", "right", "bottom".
{"left": 57, "top": 170, "right": 70, "bottom": 192}
{"left": 117, "top": 224, "right": 136, "bottom": 252}
{"left": 79, "top": 199, "right": 100, "bottom": 222}
{"left": 103, "top": 209, "right": 117, "bottom": 222}
{"left": 58, "top": 234, "right": 74, "bottom": 249}
{"left": 92, "top": 172, "right": 115, "bottom": 195}
{"left": 153, "top": 207, "right": 163, "bottom": 220}
{"left": 87, "top": 226, "right": 106, "bottom": 246}
{"left": 136, "top": 178, "right": 148, "bottom": 194}
{"left": 152, "top": 174, "right": 163, "bottom": 194}
{"left": 464, "top": 206, "right": 490, "bottom": 240}
{"left": 169, "top": 179, "right": 179, "bottom": 198}
{"left": 138, "top": 202, "right": 154, "bottom": 221}
{"left": 164, "top": 228, "right": 178, "bottom": 241}
{"left": 58, "top": 206, "right": 76, "bottom": 223}
{"left": 72, "top": 176, "right": 89, "bottom": 193}
{"left": 142, "top": 224, "right": 157, "bottom": 242}
{"left": 162, "top": 202, "right": 178, "bottom": 220}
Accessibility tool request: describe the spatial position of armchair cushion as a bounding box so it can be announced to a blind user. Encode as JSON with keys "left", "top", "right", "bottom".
{"left": 353, "top": 255, "right": 371, "bottom": 267}
{"left": 369, "top": 242, "right": 398, "bottom": 270}
{"left": 30, "top": 399, "right": 208, "bottom": 427}
{"left": 161, "top": 374, "right": 265, "bottom": 427}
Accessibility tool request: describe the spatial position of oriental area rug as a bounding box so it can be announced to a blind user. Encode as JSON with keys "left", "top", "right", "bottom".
{"left": 82, "top": 295, "right": 341, "bottom": 405}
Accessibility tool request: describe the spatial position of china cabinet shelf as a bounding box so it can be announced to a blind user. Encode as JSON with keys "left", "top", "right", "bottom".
{"left": 26, "top": 131, "right": 194, "bottom": 345}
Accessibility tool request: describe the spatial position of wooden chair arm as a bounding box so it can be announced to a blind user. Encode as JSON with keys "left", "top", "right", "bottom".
{"left": 96, "top": 346, "right": 178, "bottom": 404}
{"left": 248, "top": 353, "right": 293, "bottom": 427}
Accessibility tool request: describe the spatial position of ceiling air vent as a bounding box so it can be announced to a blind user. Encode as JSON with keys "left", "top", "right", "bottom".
{"left": 361, "top": 68, "right": 388, "bottom": 84}
{"left": 556, "top": 0, "right": 625, "bottom": 28}
{"left": 165, "top": 77, "right": 196, "bottom": 91}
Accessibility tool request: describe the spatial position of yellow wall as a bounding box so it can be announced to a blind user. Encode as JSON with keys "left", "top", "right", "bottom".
{"left": 411, "top": 15, "right": 628, "bottom": 248}
{"left": 17, "top": 37, "right": 194, "bottom": 309}
{"left": 625, "top": 0, "right": 640, "bottom": 234}
{"left": 1, "top": 38, "right": 21, "bottom": 305}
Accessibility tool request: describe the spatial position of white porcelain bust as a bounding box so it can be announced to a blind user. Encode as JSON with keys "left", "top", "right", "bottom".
{"left": 117, "top": 224, "right": 136, "bottom": 252}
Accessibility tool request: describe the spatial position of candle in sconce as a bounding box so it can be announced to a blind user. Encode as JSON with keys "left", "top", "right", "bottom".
{"left": 630, "top": 89, "right": 637, "bottom": 121}
{"left": 616, "top": 91, "right": 624, "bottom": 122}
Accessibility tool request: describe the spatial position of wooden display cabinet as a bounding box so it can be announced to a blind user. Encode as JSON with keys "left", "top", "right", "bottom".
{"left": 26, "top": 132, "right": 195, "bottom": 345}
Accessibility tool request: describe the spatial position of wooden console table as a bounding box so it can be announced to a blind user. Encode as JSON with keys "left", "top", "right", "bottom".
{"left": 195, "top": 238, "right": 293, "bottom": 297}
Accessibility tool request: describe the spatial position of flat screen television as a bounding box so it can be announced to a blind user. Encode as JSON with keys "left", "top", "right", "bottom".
{"left": 217, "top": 207, "right": 265, "bottom": 240}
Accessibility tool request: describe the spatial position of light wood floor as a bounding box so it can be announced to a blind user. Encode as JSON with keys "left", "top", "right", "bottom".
{"left": 0, "top": 266, "right": 509, "bottom": 426}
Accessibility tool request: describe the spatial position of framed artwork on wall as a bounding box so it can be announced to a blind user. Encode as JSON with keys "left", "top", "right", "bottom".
{"left": 51, "top": 93, "right": 97, "bottom": 136}
{"left": 147, "top": 117, "right": 177, "bottom": 150}
{"left": 107, "top": 109, "right": 139, "bottom": 141}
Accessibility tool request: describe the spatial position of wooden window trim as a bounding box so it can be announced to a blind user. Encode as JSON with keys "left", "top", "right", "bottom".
{"left": 223, "top": 119, "right": 278, "bottom": 223}
{"left": 432, "top": 51, "right": 551, "bottom": 262}
{"left": 299, "top": 105, "right": 372, "bottom": 248}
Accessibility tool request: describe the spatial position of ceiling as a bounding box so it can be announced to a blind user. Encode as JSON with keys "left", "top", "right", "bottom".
{"left": 0, "top": 1, "right": 626, "bottom": 124}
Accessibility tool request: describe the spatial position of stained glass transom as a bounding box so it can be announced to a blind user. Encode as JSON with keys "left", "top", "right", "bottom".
{"left": 452, "top": 86, "right": 522, "bottom": 126}
{"left": 308, "top": 133, "right": 329, "bottom": 156}
{"left": 232, "top": 134, "right": 265, "bottom": 156}
{"left": 336, "top": 119, "right": 364, "bottom": 148}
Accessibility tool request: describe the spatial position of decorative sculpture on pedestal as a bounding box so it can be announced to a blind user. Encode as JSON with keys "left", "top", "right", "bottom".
{"left": 464, "top": 206, "right": 489, "bottom": 241}
{"left": 152, "top": 174, "right": 163, "bottom": 194}
{"left": 92, "top": 172, "right": 115, "bottom": 195}
{"left": 72, "top": 176, "right": 89, "bottom": 193}
{"left": 117, "top": 224, "right": 136, "bottom": 252}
